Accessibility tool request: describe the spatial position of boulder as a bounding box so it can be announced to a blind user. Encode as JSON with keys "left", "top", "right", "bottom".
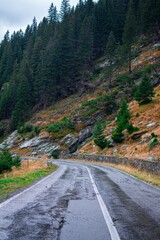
{"left": 0, "top": 131, "right": 21, "bottom": 150}
{"left": 44, "top": 145, "right": 60, "bottom": 157}
{"left": 153, "top": 78, "right": 160, "bottom": 87}
{"left": 131, "top": 131, "right": 148, "bottom": 140}
{"left": 61, "top": 134, "right": 79, "bottom": 153}
{"left": 108, "top": 139, "right": 115, "bottom": 147}
{"left": 78, "top": 127, "right": 92, "bottom": 144}
{"left": 153, "top": 43, "right": 160, "bottom": 49}
{"left": 146, "top": 122, "right": 156, "bottom": 128}
{"left": 20, "top": 136, "right": 44, "bottom": 149}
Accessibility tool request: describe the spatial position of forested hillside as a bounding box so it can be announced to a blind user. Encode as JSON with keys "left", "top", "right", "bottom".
{"left": 0, "top": 0, "right": 160, "bottom": 133}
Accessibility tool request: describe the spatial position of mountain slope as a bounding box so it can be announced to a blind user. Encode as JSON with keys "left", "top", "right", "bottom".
{"left": 1, "top": 42, "right": 159, "bottom": 161}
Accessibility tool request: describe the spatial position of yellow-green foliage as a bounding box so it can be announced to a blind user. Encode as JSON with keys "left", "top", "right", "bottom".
{"left": 47, "top": 118, "right": 74, "bottom": 139}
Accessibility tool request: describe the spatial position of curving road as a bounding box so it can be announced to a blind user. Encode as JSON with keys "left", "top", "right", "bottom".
{"left": 0, "top": 159, "right": 160, "bottom": 240}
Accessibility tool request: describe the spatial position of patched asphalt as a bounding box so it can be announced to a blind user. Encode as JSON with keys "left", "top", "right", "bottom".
{"left": 0, "top": 160, "right": 160, "bottom": 240}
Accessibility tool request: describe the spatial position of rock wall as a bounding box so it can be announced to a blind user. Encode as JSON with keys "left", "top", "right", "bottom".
{"left": 61, "top": 153, "right": 160, "bottom": 175}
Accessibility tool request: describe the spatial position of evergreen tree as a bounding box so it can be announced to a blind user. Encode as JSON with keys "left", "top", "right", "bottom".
{"left": 93, "top": 0, "right": 115, "bottom": 57}
{"left": 93, "top": 122, "right": 107, "bottom": 149}
{"left": 106, "top": 31, "right": 117, "bottom": 84}
{"left": 117, "top": 98, "right": 131, "bottom": 131}
{"left": 11, "top": 59, "right": 32, "bottom": 129}
{"left": 77, "top": 16, "right": 94, "bottom": 67}
{"left": 48, "top": 3, "right": 58, "bottom": 22}
{"left": 60, "top": 0, "right": 71, "bottom": 20}
{"left": 123, "top": 0, "right": 136, "bottom": 73}
{"left": 112, "top": 98, "right": 130, "bottom": 142}
{"left": 134, "top": 75, "right": 154, "bottom": 104}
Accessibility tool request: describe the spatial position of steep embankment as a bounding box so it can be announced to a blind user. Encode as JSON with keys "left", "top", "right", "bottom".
{"left": 79, "top": 85, "right": 160, "bottom": 160}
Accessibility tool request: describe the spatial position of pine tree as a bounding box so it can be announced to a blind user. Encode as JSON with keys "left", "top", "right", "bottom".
{"left": 77, "top": 16, "right": 94, "bottom": 67}
{"left": 106, "top": 31, "right": 117, "bottom": 84}
{"left": 11, "top": 59, "right": 33, "bottom": 129}
{"left": 117, "top": 98, "right": 131, "bottom": 131}
{"left": 112, "top": 98, "right": 130, "bottom": 143}
{"left": 60, "top": 0, "right": 71, "bottom": 20}
{"left": 123, "top": 0, "right": 136, "bottom": 73}
{"left": 93, "top": 122, "right": 107, "bottom": 149}
{"left": 134, "top": 75, "right": 154, "bottom": 104}
{"left": 48, "top": 3, "right": 58, "bottom": 22}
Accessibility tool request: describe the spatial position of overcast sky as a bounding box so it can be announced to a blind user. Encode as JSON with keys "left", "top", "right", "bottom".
{"left": 0, "top": 0, "right": 79, "bottom": 41}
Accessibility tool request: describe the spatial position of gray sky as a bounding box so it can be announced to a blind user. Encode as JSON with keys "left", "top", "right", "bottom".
{"left": 0, "top": 0, "right": 79, "bottom": 41}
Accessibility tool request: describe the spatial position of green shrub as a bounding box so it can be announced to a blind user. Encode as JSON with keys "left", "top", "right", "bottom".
{"left": 127, "top": 123, "right": 139, "bottom": 134}
{"left": 28, "top": 132, "right": 35, "bottom": 139}
{"left": 116, "top": 73, "right": 131, "bottom": 89}
{"left": 131, "top": 70, "right": 143, "bottom": 79}
{"left": 51, "top": 149, "right": 60, "bottom": 159}
{"left": 82, "top": 95, "right": 108, "bottom": 108}
{"left": 33, "top": 126, "right": 40, "bottom": 135}
{"left": 82, "top": 108, "right": 97, "bottom": 118}
{"left": 148, "top": 133, "right": 159, "bottom": 149}
{"left": 47, "top": 118, "right": 74, "bottom": 133}
{"left": 94, "top": 136, "right": 107, "bottom": 149}
{"left": 47, "top": 118, "right": 74, "bottom": 139}
{"left": 111, "top": 128, "right": 124, "bottom": 143}
{"left": 142, "top": 63, "right": 158, "bottom": 74}
{"left": 0, "top": 150, "right": 21, "bottom": 174}
{"left": 149, "top": 138, "right": 158, "bottom": 149}
{"left": 105, "top": 94, "right": 117, "bottom": 115}
{"left": 82, "top": 99, "right": 97, "bottom": 108}
{"left": 18, "top": 123, "right": 33, "bottom": 134}
{"left": 12, "top": 156, "right": 21, "bottom": 168}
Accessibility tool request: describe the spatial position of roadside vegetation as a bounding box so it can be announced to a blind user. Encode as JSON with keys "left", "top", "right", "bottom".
{"left": 0, "top": 149, "right": 21, "bottom": 174}
{"left": 0, "top": 159, "right": 57, "bottom": 201}
{"left": 71, "top": 159, "right": 160, "bottom": 187}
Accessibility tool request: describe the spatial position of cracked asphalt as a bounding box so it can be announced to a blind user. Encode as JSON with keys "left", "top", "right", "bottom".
{"left": 0, "top": 160, "right": 160, "bottom": 240}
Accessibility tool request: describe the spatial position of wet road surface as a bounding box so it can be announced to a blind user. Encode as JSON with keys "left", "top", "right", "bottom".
{"left": 0, "top": 159, "right": 160, "bottom": 240}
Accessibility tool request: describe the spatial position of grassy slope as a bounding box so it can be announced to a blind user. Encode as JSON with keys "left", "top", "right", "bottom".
{"left": 0, "top": 160, "right": 57, "bottom": 201}
{"left": 79, "top": 85, "right": 160, "bottom": 160}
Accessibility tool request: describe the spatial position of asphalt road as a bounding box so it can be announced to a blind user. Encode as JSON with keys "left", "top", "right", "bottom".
{"left": 0, "top": 159, "right": 160, "bottom": 240}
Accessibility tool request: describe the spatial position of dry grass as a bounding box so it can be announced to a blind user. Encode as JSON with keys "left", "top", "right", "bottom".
{"left": 3, "top": 160, "right": 47, "bottom": 178}
{"left": 0, "top": 160, "right": 57, "bottom": 201}
{"left": 68, "top": 159, "right": 160, "bottom": 187}
{"left": 79, "top": 85, "right": 160, "bottom": 160}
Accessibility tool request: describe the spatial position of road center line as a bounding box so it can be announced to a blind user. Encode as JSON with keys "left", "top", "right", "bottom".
{"left": 0, "top": 165, "right": 65, "bottom": 209}
{"left": 86, "top": 167, "right": 121, "bottom": 240}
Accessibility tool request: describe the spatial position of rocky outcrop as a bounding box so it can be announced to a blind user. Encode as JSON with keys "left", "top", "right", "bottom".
{"left": 20, "top": 137, "right": 44, "bottom": 149}
{"left": 20, "top": 136, "right": 60, "bottom": 157}
{"left": 61, "top": 127, "right": 92, "bottom": 153}
{"left": 78, "top": 127, "right": 92, "bottom": 144}
{"left": 131, "top": 131, "right": 148, "bottom": 140}
{"left": 0, "top": 131, "right": 22, "bottom": 150}
{"left": 61, "top": 134, "right": 79, "bottom": 153}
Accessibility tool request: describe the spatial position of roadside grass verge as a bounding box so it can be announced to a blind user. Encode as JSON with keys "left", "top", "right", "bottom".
{"left": 103, "top": 163, "right": 160, "bottom": 187}
{"left": 0, "top": 160, "right": 57, "bottom": 201}
{"left": 65, "top": 159, "right": 160, "bottom": 187}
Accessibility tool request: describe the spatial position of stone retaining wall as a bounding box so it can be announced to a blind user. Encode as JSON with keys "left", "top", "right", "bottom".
{"left": 61, "top": 153, "right": 160, "bottom": 175}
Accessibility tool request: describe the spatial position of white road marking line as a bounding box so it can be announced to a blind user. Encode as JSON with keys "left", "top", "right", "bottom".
{"left": 0, "top": 166, "right": 64, "bottom": 209}
{"left": 86, "top": 167, "right": 121, "bottom": 240}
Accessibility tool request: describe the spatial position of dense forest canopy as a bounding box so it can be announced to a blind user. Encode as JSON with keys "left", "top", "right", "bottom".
{"left": 0, "top": 0, "right": 159, "bottom": 130}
